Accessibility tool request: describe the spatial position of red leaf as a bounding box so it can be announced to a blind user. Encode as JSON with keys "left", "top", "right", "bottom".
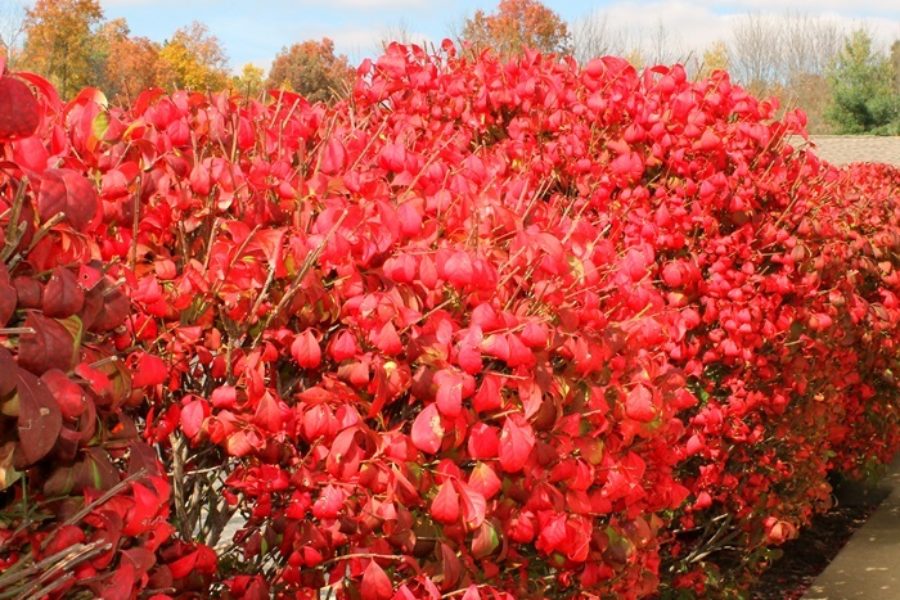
{"left": 661, "top": 262, "right": 683, "bottom": 287}
{"left": 42, "top": 524, "right": 85, "bottom": 556}
{"left": 0, "top": 276, "right": 15, "bottom": 328}
{"left": 16, "top": 368, "right": 62, "bottom": 464}
{"left": 246, "top": 228, "right": 286, "bottom": 269}
{"left": 520, "top": 321, "right": 548, "bottom": 348}
{"left": 211, "top": 385, "right": 237, "bottom": 408}
{"left": 42, "top": 267, "right": 85, "bottom": 318}
{"left": 41, "top": 368, "right": 86, "bottom": 420}
{"left": 434, "top": 369, "right": 463, "bottom": 417}
{"left": 130, "top": 353, "right": 167, "bottom": 388}
{"left": 443, "top": 251, "right": 473, "bottom": 287}
{"left": 473, "top": 374, "right": 501, "bottom": 413}
{"left": 13, "top": 276, "right": 42, "bottom": 309}
{"left": 411, "top": 403, "right": 444, "bottom": 454}
{"left": 361, "top": 560, "right": 393, "bottom": 600}
{"left": 124, "top": 482, "right": 159, "bottom": 536}
{"left": 291, "top": 329, "right": 322, "bottom": 369}
{"left": 467, "top": 422, "right": 499, "bottom": 459}
{"left": 253, "top": 391, "right": 287, "bottom": 432}
{"left": 37, "top": 169, "right": 99, "bottom": 231}
{"left": 122, "top": 547, "right": 157, "bottom": 579}
{"left": 397, "top": 202, "right": 422, "bottom": 237}
{"left": 372, "top": 321, "right": 402, "bottom": 356}
{"left": 430, "top": 480, "right": 460, "bottom": 524}
{"left": 0, "top": 347, "right": 15, "bottom": 395}
{"left": 167, "top": 544, "right": 217, "bottom": 579}
{"left": 328, "top": 329, "right": 359, "bottom": 362}
{"left": 312, "top": 484, "right": 344, "bottom": 519}
{"left": 456, "top": 480, "right": 486, "bottom": 530}
{"left": 101, "top": 559, "right": 135, "bottom": 600}
{"left": 90, "top": 285, "right": 129, "bottom": 332}
{"left": 625, "top": 384, "right": 655, "bottom": 422}
{"left": 498, "top": 415, "right": 534, "bottom": 473}
{"left": 320, "top": 138, "right": 346, "bottom": 175}
{"left": 696, "top": 129, "right": 721, "bottom": 151}
{"left": 506, "top": 333, "right": 536, "bottom": 368}
{"left": 194, "top": 544, "right": 218, "bottom": 574}
{"left": 17, "top": 313, "right": 76, "bottom": 375}
{"left": 0, "top": 76, "right": 40, "bottom": 140}
{"left": 471, "top": 523, "right": 499, "bottom": 561}
{"left": 74, "top": 447, "right": 119, "bottom": 491}
{"left": 180, "top": 398, "right": 207, "bottom": 440}
{"left": 11, "top": 135, "right": 48, "bottom": 172}
{"left": 467, "top": 462, "right": 501, "bottom": 500}
{"left": 225, "top": 430, "right": 253, "bottom": 457}
{"left": 168, "top": 550, "right": 198, "bottom": 580}
{"left": 481, "top": 334, "right": 509, "bottom": 362}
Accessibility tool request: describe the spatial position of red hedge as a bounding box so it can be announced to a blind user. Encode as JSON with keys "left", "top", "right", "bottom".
{"left": 0, "top": 44, "right": 898, "bottom": 599}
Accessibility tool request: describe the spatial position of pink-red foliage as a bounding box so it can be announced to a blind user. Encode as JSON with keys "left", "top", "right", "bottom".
{"left": 0, "top": 45, "right": 898, "bottom": 599}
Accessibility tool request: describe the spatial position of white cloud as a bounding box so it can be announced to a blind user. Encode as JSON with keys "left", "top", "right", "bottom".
{"left": 575, "top": 0, "right": 900, "bottom": 61}
{"left": 715, "top": 0, "right": 900, "bottom": 15}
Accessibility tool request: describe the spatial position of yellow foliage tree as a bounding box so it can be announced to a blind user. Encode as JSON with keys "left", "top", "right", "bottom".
{"left": 20, "top": 0, "right": 103, "bottom": 97}
{"left": 158, "top": 21, "right": 229, "bottom": 90}
{"left": 232, "top": 62, "right": 265, "bottom": 97}
{"left": 699, "top": 40, "right": 729, "bottom": 79}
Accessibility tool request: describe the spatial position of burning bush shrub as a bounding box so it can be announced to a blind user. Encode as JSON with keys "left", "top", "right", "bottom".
{"left": 0, "top": 46, "right": 897, "bottom": 599}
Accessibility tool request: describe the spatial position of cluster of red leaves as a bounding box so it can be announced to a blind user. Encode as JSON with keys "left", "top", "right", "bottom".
{"left": 1, "top": 44, "right": 898, "bottom": 599}
{"left": 0, "top": 60, "right": 212, "bottom": 599}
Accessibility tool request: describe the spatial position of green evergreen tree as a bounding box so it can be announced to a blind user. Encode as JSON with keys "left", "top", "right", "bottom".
{"left": 825, "top": 30, "right": 899, "bottom": 135}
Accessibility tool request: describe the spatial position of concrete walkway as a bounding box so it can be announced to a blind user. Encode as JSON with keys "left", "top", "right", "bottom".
{"left": 802, "top": 454, "right": 900, "bottom": 600}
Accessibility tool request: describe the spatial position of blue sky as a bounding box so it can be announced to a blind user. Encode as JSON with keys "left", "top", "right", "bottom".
{"left": 95, "top": 0, "right": 900, "bottom": 71}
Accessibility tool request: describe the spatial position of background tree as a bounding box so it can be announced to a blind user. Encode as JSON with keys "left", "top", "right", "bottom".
{"left": 572, "top": 11, "right": 625, "bottom": 64}
{"left": 892, "top": 40, "right": 900, "bottom": 95}
{"left": 92, "top": 18, "right": 161, "bottom": 102}
{"left": 20, "top": 0, "right": 102, "bottom": 97}
{"left": 266, "top": 38, "right": 353, "bottom": 103}
{"left": 728, "top": 13, "right": 783, "bottom": 96}
{"left": 698, "top": 40, "right": 729, "bottom": 79}
{"left": 157, "top": 21, "right": 229, "bottom": 90}
{"left": 381, "top": 19, "right": 416, "bottom": 48}
{"left": 461, "top": 0, "right": 571, "bottom": 58}
{"left": 779, "top": 14, "right": 842, "bottom": 132}
{"left": 826, "top": 29, "right": 899, "bottom": 134}
{"left": 232, "top": 62, "right": 265, "bottom": 97}
{"left": 0, "top": 0, "right": 25, "bottom": 67}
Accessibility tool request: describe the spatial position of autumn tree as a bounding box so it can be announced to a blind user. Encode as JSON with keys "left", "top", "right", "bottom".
{"left": 20, "top": 0, "right": 103, "bottom": 97}
{"left": 266, "top": 38, "right": 354, "bottom": 103}
{"left": 232, "top": 62, "right": 265, "bottom": 97}
{"left": 698, "top": 40, "right": 729, "bottom": 79}
{"left": 158, "top": 21, "right": 229, "bottom": 90}
{"left": 461, "top": 0, "right": 571, "bottom": 58}
{"left": 826, "top": 29, "right": 899, "bottom": 134}
{"left": 91, "top": 18, "right": 161, "bottom": 102}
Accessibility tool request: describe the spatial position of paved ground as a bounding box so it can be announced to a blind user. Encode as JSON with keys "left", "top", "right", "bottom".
{"left": 797, "top": 136, "right": 900, "bottom": 166}
{"left": 802, "top": 454, "right": 900, "bottom": 600}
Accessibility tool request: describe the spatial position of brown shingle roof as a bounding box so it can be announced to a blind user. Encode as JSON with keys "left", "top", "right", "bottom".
{"left": 793, "top": 135, "right": 900, "bottom": 166}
